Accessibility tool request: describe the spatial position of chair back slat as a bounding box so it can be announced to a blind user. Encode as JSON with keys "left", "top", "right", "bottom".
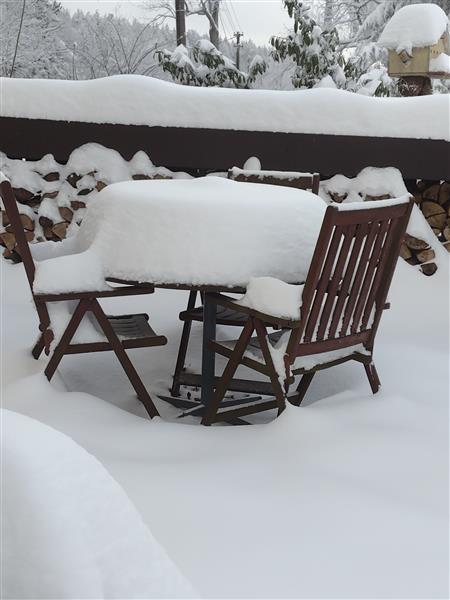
{"left": 339, "top": 220, "right": 380, "bottom": 337}
{"left": 349, "top": 218, "right": 390, "bottom": 335}
{"left": 228, "top": 169, "right": 320, "bottom": 195}
{"left": 302, "top": 225, "right": 343, "bottom": 343}
{"left": 287, "top": 198, "right": 413, "bottom": 362}
{"left": 327, "top": 222, "right": 368, "bottom": 339}
{"left": 315, "top": 224, "right": 356, "bottom": 341}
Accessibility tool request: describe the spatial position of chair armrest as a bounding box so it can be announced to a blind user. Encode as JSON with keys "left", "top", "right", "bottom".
{"left": 207, "top": 292, "right": 301, "bottom": 328}
{"left": 34, "top": 284, "right": 154, "bottom": 303}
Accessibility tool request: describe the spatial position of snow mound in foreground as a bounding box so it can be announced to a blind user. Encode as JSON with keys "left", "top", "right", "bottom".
{"left": 1, "top": 409, "right": 196, "bottom": 599}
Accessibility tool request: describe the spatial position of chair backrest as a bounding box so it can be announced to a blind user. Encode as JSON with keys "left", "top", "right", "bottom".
{"left": 0, "top": 178, "right": 36, "bottom": 289}
{"left": 286, "top": 198, "right": 413, "bottom": 360}
{"left": 228, "top": 168, "right": 320, "bottom": 195}
{"left": 0, "top": 177, "right": 52, "bottom": 330}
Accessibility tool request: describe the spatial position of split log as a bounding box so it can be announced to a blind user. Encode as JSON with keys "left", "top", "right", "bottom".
{"left": 39, "top": 216, "right": 53, "bottom": 229}
{"left": 443, "top": 242, "right": 450, "bottom": 253}
{"left": 77, "top": 188, "right": 93, "bottom": 196}
{"left": 67, "top": 173, "right": 82, "bottom": 188}
{"left": 420, "top": 262, "right": 438, "bottom": 276}
{"left": 42, "top": 191, "right": 59, "bottom": 200}
{"left": 399, "top": 243, "right": 412, "bottom": 260}
{"left": 12, "top": 187, "right": 35, "bottom": 204}
{"left": 416, "top": 248, "right": 435, "bottom": 263}
{"left": 42, "top": 172, "right": 60, "bottom": 182}
{"left": 132, "top": 174, "right": 152, "bottom": 181}
{"left": 70, "top": 200, "right": 86, "bottom": 210}
{"left": 404, "top": 234, "right": 429, "bottom": 251}
{"left": 438, "top": 182, "right": 450, "bottom": 206}
{"left": 0, "top": 232, "right": 16, "bottom": 251}
{"left": 20, "top": 213, "right": 35, "bottom": 231}
{"left": 421, "top": 201, "right": 446, "bottom": 229}
{"left": 3, "top": 247, "right": 22, "bottom": 263}
{"left": 422, "top": 184, "right": 441, "bottom": 202}
{"left": 1, "top": 210, "right": 9, "bottom": 227}
{"left": 365, "top": 194, "right": 391, "bottom": 201}
{"left": 59, "top": 207, "right": 73, "bottom": 223}
{"left": 443, "top": 226, "right": 450, "bottom": 242}
{"left": 52, "top": 222, "right": 68, "bottom": 240}
{"left": 96, "top": 181, "right": 107, "bottom": 191}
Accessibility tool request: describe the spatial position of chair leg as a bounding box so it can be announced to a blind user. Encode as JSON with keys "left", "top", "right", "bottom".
{"left": 45, "top": 299, "right": 91, "bottom": 381}
{"left": 171, "top": 291, "right": 198, "bottom": 396}
{"left": 364, "top": 361, "right": 381, "bottom": 394}
{"left": 89, "top": 299, "right": 159, "bottom": 419}
{"left": 32, "top": 334, "right": 45, "bottom": 359}
{"left": 254, "top": 321, "right": 286, "bottom": 417}
{"left": 289, "top": 372, "right": 315, "bottom": 406}
{"left": 201, "top": 320, "right": 255, "bottom": 426}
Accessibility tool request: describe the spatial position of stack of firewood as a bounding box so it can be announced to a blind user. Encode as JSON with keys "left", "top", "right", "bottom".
{"left": 0, "top": 148, "right": 181, "bottom": 261}
{"left": 410, "top": 180, "right": 450, "bottom": 253}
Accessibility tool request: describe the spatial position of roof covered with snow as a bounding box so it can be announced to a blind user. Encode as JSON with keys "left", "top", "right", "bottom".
{"left": 379, "top": 3, "right": 449, "bottom": 54}
{"left": 1, "top": 75, "right": 449, "bottom": 142}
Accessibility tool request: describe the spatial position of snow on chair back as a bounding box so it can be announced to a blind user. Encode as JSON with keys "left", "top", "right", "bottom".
{"left": 228, "top": 168, "right": 320, "bottom": 195}
{"left": 286, "top": 198, "right": 413, "bottom": 359}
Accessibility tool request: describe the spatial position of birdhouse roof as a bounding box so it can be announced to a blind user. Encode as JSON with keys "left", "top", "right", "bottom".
{"left": 379, "top": 3, "right": 449, "bottom": 55}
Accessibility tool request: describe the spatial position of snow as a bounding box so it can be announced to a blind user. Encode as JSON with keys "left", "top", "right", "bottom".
{"left": 32, "top": 177, "right": 326, "bottom": 294}
{"left": 379, "top": 3, "right": 449, "bottom": 55}
{"left": 236, "top": 276, "right": 304, "bottom": 320}
{"left": 430, "top": 52, "right": 450, "bottom": 74}
{"left": 2, "top": 249, "right": 448, "bottom": 598}
{"left": 1, "top": 409, "right": 195, "bottom": 599}
{"left": 230, "top": 166, "right": 316, "bottom": 180}
{"left": 2, "top": 75, "right": 450, "bottom": 141}
{"left": 242, "top": 156, "right": 261, "bottom": 171}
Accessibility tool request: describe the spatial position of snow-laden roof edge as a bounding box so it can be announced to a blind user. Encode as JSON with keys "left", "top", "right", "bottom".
{"left": 379, "top": 3, "right": 449, "bottom": 53}
{"left": 1, "top": 75, "right": 449, "bottom": 142}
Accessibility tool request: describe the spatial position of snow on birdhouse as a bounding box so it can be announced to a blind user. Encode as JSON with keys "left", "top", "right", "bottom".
{"left": 379, "top": 3, "right": 450, "bottom": 78}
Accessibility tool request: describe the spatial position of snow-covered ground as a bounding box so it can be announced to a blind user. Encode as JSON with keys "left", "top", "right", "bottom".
{"left": 2, "top": 244, "right": 449, "bottom": 598}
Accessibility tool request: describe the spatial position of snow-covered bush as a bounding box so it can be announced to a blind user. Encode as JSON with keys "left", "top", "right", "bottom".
{"left": 270, "top": 0, "right": 344, "bottom": 89}
{"left": 156, "top": 40, "right": 266, "bottom": 88}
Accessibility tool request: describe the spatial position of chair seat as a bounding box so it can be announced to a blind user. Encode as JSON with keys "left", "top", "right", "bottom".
{"left": 214, "top": 330, "right": 369, "bottom": 373}
{"left": 180, "top": 305, "right": 249, "bottom": 326}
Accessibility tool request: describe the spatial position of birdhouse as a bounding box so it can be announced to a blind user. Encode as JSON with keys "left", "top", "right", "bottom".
{"left": 379, "top": 3, "right": 450, "bottom": 78}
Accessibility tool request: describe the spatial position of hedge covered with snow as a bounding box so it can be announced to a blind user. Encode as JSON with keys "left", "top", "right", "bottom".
{"left": 1, "top": 75, "right": 449, "bottom": 141}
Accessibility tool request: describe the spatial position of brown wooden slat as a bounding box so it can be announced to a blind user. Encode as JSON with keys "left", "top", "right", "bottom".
{"left": 339, "top": 220, "right": 380, "bottom": 337}
{"left": 213, "top": 399, "right": 279, "bottom": 422}
{"left": 327, "top": 223, "right": 369, "bottom": 339}
{"left": 316, "top": 224, "right": 356, "bottom": 341}
{"left": 350, "top": 218, "right": 391, "bottom": 334}
{"left": 303, "top": 225, "right": 343, "bottom": 342}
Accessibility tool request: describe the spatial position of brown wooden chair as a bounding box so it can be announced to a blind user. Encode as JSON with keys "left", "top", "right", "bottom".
{"left": 200, "top": 198, "right": 413, "bottom": 425}
{"left": 1, "top": 178, "right": 166, "bottom": 419}
{"left": 170, "top": 170, "right": 321, "bottom": 397}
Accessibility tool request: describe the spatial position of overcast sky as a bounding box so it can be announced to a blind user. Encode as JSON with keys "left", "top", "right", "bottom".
{"left": 60, "top": 1, "right": 293, "bottom": 46}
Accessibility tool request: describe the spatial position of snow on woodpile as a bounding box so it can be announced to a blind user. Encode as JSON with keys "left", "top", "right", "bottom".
{"left": 378, "top": 3, "right": 449, "bottom": 55}
{"left": 1, "top": 408, "right": 195, "bottom": 599}
{"left": 1, "top": 75, "right": 449, "bottom": 141}
{"left": 32, "top": 177, "right": 327, "bottom": 294}
{"left": 320, "top": 166, "right": 449, "bottom": 276}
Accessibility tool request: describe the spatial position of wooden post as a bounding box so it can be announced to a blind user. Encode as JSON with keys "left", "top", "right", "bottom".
{"left": 175, "top": 0, "right": 186, "bottom": 46}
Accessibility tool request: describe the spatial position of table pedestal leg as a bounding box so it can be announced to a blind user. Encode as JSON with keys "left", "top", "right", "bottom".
{"left": 201, "top": 292, "right": 216, "bottom": 406}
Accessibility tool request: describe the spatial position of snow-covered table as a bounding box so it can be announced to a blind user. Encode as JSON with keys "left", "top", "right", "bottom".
{"left": 34, "top": 176, "right": 326, "bottom": 409}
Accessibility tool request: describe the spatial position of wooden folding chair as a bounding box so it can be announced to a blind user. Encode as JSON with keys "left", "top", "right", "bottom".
{"left": 1, "top": 178, "right": 166, "bottom": 419}
{"left": 170, "top": 170, "right": 321, "bottom": 397}
{"left": 201, "top": 198, "right": 413, "bottom": 425}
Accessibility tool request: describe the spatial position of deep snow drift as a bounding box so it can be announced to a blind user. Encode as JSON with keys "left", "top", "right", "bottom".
{"left": 1, "top": 410, "right": 195, "bottom": 599}
{"left": 2, "top": 75, "right": 449, "bottom": 140}
{"left": 2, "top": 247, "right": 449, "bottom": 598}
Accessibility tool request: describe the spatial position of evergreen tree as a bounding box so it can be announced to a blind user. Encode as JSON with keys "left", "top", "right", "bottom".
{"left": 270, "top": 0, "right": 344, "bottom": 89}
{"left": 156, "top": 39, "right": 266, "bottom": 88}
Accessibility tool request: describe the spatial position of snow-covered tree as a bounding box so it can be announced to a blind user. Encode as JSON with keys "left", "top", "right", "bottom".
{"left": 270, "top": 0, "right": 344, "bottom": 89}
{"left": 156, "top": 39, "right": 266, "bottom": 87}
{"left": 1, "top": 0, "right": 68, "bottom": 78}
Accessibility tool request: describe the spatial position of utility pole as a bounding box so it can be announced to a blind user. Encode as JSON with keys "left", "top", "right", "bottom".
{"left": 233, "top": 31, "right": 243, "bottom": 70}
{"left": 175, "top": 0, "right": 186, "bottom": 47}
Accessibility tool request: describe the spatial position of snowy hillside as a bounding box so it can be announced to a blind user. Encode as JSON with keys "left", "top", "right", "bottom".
{"left": 2, "top": 75, "right": 450, "bottom": 141}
